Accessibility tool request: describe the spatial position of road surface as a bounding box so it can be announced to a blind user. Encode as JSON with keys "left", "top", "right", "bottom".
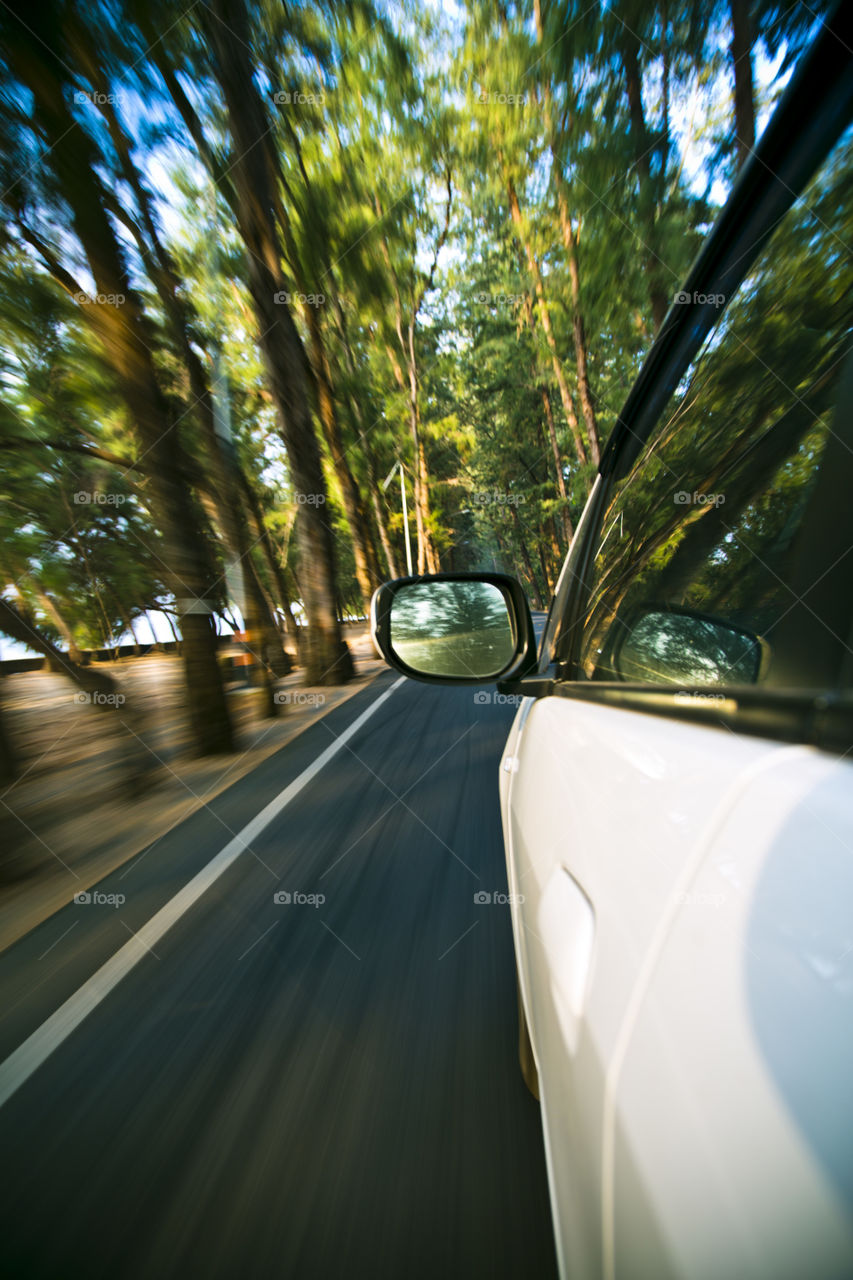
{"left": 0, "top": 662, "right": 558, "bottom": 1279}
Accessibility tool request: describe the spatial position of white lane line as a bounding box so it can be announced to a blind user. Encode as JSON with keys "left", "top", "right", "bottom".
{"left": 0, "top": 676, "right": 406, "bottom": 1111}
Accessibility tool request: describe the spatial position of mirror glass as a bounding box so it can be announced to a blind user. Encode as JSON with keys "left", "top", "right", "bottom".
{"left": 389, "top": 580, "right": 515, "bottom": 678}
{"left": 615, "top": 608, "right": 762, "bottom": 685}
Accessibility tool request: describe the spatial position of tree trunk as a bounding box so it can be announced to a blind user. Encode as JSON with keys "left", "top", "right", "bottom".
{"left": 33, "top": 589, "right": 84, "bottom": 663}
{"left": 303, "top": 303, "right": 382, "bottom": 607}
{"left": 203, "top": 0, "right": 352, "bottom": 686}
{"left": 730, "top": 0, "right": 756, "bottom": 170}
{"left": 378, "top": 211, "right": 443, "bottom": 576}
{"left": 541, "top": 385, "right": 574, "bottom": 545}
{"left": 394, "top": 310, "right": 438, "bottom": 574}
{"left": 531, "top": 2, "right": 601, "bottom": 468}
{"left": 560, "top": 208, "right": 601, "bottom": 466}
{"left": 621, "top": 36, "right": 670, "bottom": 332}
{"left": 243, "top": 556, "right": 292, "bottom": 677}
{"left": 507, "top": 179, "right": 588, "bottom": 466}
{"left": 59, "top": 497, "right": 114, "bottom": 652}
{"left": 508, "top": 509, "right": 543, "bottom": 609}
{"left": 11, "top": 27, "right": 234, "bottom": 754}
{"left": 520, "top": 292, "right": 575, "bottom": 545}
{"left": 537, "top": 534, "right": 554, "bottom": 596}
{"left": 407, "top": 324, "right": 440, "bottom": 576}
{"left": 237, "top": 571, "right": 278, "bottom": 718}
{"left": 123, "top": 613, "right": 141, "bottom": 655}
{"left": 271, "top": 130, "right": 383, "bottom": 607}
{"left": 239, "top": 474, "right": 301, "bottom": 653}
{"left": 368, "top": 473, "right": 399, "bottom": 580}
{"left": 163, "top": 612, "right": 181, "bottom": 648}
{"left": 197, "top": 489, "right": 280, "bottom": 715}
{"left": 385, "top": 332, "right": 439, "bottom": 575}
{"left": 330, "top": 292, "right": 400, "bottom": 580}
{"left": 93, "top": 89, "right": 289, "bottom": 706}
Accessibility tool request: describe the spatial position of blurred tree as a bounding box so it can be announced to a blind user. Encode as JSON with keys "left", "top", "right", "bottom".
{"left": 0, "top": 1, "right": 235, "bottom": 753}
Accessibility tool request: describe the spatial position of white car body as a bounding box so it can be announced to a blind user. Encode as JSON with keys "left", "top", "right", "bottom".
{"left": 490, "top": 26, "right": 853, "bottom": 1274}
{"left": 500, "top": 692, "right": 853, "bottom": 1279}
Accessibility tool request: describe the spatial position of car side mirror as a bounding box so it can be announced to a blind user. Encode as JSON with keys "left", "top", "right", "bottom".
{"left": 611, "top": 605, "right": 766, "bottom": 685}
{"left": 370, "top": 573, "right": 538, "bottom": 685}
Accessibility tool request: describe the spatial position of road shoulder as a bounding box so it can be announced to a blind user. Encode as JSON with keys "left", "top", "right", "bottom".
{"left": 0, "top": 633, "right": 387, "bottom": 954}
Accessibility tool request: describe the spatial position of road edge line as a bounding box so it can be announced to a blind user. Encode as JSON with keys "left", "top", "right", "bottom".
{"left": 0, "top": 676, "right": 406, "bottom": 1111}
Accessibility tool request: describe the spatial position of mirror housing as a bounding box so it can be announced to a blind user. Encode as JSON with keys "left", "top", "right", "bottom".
{"left": 371, "top": 573, "right": 538, "bottom": 685}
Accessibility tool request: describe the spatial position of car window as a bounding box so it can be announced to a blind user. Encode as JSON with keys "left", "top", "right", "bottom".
{"left": 577, "top": 127, "right": 853, "bottom": 693}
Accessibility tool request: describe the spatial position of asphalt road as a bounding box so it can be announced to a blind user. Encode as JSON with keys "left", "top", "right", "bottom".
{"left": 0, "top": 664, "right": 558, "bottom": 1279}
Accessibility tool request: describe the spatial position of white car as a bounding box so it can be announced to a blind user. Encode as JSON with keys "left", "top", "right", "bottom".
{"left": 372, "top": 19, "right": 853, "bottom": 1280}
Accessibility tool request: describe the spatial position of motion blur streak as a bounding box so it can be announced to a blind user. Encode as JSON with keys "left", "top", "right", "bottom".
{"left": 0, "top": 673, "right": 557, "bottom": 1278}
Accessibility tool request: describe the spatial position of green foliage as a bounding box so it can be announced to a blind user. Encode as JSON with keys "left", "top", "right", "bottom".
{"left": 0, "top": 0, "right": 828, "bottom": 650}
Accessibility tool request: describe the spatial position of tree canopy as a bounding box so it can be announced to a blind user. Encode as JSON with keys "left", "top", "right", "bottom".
{"left": 0, "top": 0, "right": 828, "bottom": 753}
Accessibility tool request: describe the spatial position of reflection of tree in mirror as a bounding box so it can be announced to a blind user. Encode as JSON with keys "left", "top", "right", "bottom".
{"left": 617, "top": 611, "right": 760, "bottom": 685}
{"left": 390, "top": 581, "right": 515, "bottom": 678}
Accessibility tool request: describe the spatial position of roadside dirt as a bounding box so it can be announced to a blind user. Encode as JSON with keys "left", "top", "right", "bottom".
{"left": 0, "top": 627, "right": 386, "bottom": 952}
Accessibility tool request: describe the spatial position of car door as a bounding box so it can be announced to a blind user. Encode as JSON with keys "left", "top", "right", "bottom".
{"left": 504, "top": 64, "right": 853, "bottom": 1280}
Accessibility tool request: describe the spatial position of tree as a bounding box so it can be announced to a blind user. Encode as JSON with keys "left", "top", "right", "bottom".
{"left": 143, "top": 0, "right": 354, "bottom": 682}
{"left": 0, "top": 2, "right": 235, "bottom": 752}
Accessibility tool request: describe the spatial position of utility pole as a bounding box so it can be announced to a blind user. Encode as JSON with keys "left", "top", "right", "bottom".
{"left": 382, "top": 461, "right": 414, "bottom": 576}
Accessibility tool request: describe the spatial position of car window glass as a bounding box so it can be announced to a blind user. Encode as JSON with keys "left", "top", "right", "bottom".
{"left": 577, "top": 127, "right": 853, "bottom": 692}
